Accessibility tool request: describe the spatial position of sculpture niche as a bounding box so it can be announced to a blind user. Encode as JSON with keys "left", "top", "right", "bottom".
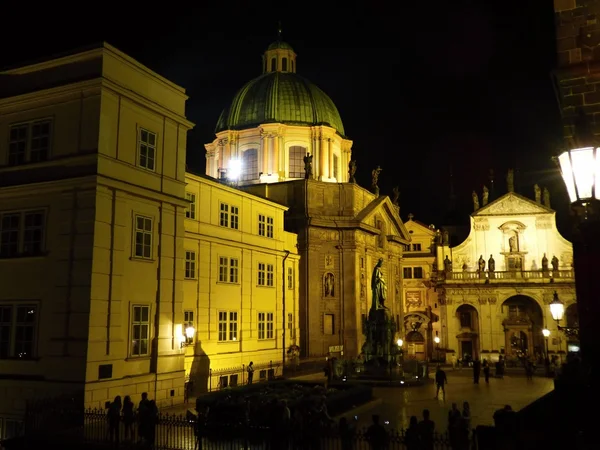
{"left": 361, "top": 258, "right": 399, "bottom": 373}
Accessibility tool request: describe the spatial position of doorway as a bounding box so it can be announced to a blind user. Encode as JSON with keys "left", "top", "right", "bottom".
{"left": 461, "top": 341, "right": 473, "bottom": 360}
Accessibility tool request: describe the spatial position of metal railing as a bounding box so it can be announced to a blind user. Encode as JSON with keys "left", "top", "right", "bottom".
{"left": 207, "top": 361, "right": 279, "bottom": 392}
{"left": 445, "top": 269, "right": 574, "bottom": 282}
{"left": 24, "top": 407, "right": 472, "bottom": 450}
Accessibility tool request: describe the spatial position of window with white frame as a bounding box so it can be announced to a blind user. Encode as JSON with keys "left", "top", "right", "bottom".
{"left": 258, "top": 263, "right": 274, "bottom": 287}
{"left": 258, "top": 214, "right": 274, "bottom": 238}
{"left": 185, "top": 251, "right": 196, "bottom": 279}
{"left": 287, "top": 266, "right": 294, "bottom": 289}
{"left": 138, "top": 129, "right": 157, "bottom": 171}
{"left": 258, "top": 312, "right": 274, "bottom": 340}
{"left": 220, "top": 202, "right": 240, "bottom": 229}
{"left": 8, "top": 119, "right": 52, "bottom": 166}
{"left": 219, "top": 257, "right": 239, "bottom": 283}
{"left": 185, "top": 193, "right": 196, "bottom": 219}
{"left": 288, "top": 146, "right": 305, "bottom": 178}
{"left": 267, "top": 263, "right": 274, "bottom": 286}
{"left": 0, "top": 304, "right": 37, "bottom": 359}
{"left": 133, "top": 215, "right": 153, "bottom": 259}
{"left": 0, "top": 210, "right": 46, "bottom": 258}
{"left": 218, "top": 311, "right": 238, "bottom": 341}
{"left": 131, "top": 305, "right": 150, "bottom": 356}
{"left": 184, "top": 310, "right": 194, "bottom": 344}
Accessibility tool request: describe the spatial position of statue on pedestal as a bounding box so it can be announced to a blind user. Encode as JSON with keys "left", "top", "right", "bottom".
{"left": 551, "top": 255, "right": 559, "bottom": 271}
{"left": 303, "top": 153, "right": 313, "bottom": 179}
{"left": 371, "top": 166, "right": 382, "bottom": 197}
{"left": 482, "top": 185, "right": 489, "bottom": 206}
{"left": 370, "top": 258, "right": 387, "bottom": 312}
{"left": 348, "top": 159, "right": 357, "bottom": 184}
{"left": 478, "top": 255, "right": 485, "bottom": 272}
{"left": 488, "top": 255, "right": 495, "bottom": 272}
{"left": 391, "top": 186, "right": 400, "bottom": 206}
{"left": 543, "top": 188, "right": 551, "bottom": 208}
{"left": 444, "top": 255, "right": 453, "bottom": 272}
{"left": 534, "top": 184, "right": 541, "bottom": 204}
{"left": 542, "top": 254, "right": 549, "bottom": 272}
{"left": 472, "top": 191, "right": 480, "bottom": 211}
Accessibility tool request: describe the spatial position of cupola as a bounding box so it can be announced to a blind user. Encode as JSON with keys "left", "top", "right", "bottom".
{"left": 262, "top": 26, "right": 297, "bottom": 74}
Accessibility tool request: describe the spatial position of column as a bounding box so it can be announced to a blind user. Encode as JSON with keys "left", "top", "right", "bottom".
{"left": 223, "top": 140, "right": 231, "bottom": 170}
{"left": 272, "top": 135, "right": 279, "bottom": 175}
{"left": 319, "top": 136, "right": 325, "bottom": 180}
{"left": 218, "top": 142, "right": 224, "bottom": 170}
{"left": 262, "top": 134, "right": 269, "bottom": 175}
{"left": 328, "top": 139, "right": 334, "bottom": 179}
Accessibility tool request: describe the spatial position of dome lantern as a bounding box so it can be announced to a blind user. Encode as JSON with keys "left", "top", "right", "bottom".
{"left": 262, "top": 24, "right": 297, "bottom": 74}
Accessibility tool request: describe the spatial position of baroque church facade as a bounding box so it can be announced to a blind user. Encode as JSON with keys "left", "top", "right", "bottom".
{"left": 206, "top": 40, "right": 410, "bottom": 358}
{"left": 434, "top": 186, "right": 577, "bottom": 363}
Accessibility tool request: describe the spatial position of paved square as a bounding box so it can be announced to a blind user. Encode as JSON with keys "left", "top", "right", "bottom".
{"left": 347, "top": 369, "right": 554, "bottom": 432}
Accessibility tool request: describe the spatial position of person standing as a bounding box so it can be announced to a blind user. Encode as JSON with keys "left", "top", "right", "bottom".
{"left": 434, "top": 365, "right": 448, "bottom": 400}
{"left": 473, "top": 358, "right": 481, "bottom": 384}
{"left": 247, "top": 361, "right": 254, "bottom": 385}
{"left": 417, "top": 409, "right": 435, "bottom": 450}
{"left": 483, "top": 359, "right": 491, "bottom": 383}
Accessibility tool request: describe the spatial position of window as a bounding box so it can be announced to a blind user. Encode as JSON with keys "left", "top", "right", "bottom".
{"left": 333, "top": 154, "right": 339, "bottom": 179}
{"left": 403, "top": 267, "right": 412, "bottom": 279}
{"left": 324, "top": 314, "right": 335, "bottom": 335}
{"left": 0, "top": 305, "right": 37, "bottom": 359}
{"left": 288, "top": 146, "right": 305, "bottom": 178}
{"left": 185, "top": 251, "right": 196, "bottom": 279}
{"left": 184, "top": 311, "right": 194, "bottom": 344}
{"left": 185, "top": 193, "right": 196, "bottom": 219}
{"left": 413, "top": 267, "right": 424, "bottom": 278}
{"left": 287, "top": 267, "right": 294, "bottom": 289}
{"left": 219, "top": 203, "right": 239, "bottom": 229}
{"left": 403, "top": 267, "right": 423, "bottom": 279}
{"left": 241, "top": 149, "right": 259, "bottom": 181}
{"left": 271, "top": 58, "right": 276, "bottom": 72}
{"left": 138, "top": 129, "right": 156, "bottom": 171}
{"left": 412, "top": 243, "right": 422, "bottom": 251}
{"left": 218, "top": 311, "right": 238, "bottom": 341}
{"left": 282, "top": 57, "right": 288, "bottom": 71}
{"left": 219, "top": 257, "right": 239, "bottom": 283}
{"left": 258, "top": 215, "right": 274, "bottom": 238}
{"left": 288, "top": 313, "right": 294, "bottom": 339}
{"left": 460, "top": 311, "right": 472, "bottom": 329}
{"left": 0, "top": 210, "right": 46, "bottom": 258}
{"left": 131, "top": 305, "right": 150, "bottom": 356}
{"left": 258, "top": 312, "right": 274, "bottom": 339}
{"left": 258, "top": 263, "right": 274, "bottom": 287}
{"left": 133, "top": 215, "right": 153, "bottom": 259}
{"left": 8, "top": 120, "right": 52, "bottom": 166}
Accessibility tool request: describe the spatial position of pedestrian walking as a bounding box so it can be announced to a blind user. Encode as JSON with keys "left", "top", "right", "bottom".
{"left": 434, "top": 365, "right": 448, "bottom": 400}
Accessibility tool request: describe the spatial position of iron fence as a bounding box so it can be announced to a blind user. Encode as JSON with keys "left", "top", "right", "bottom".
{"left": 207, "top": 361, "right": 279, "bottom": 392}
{"left": 23, "top": 407, "right": 475, "bottom": 450}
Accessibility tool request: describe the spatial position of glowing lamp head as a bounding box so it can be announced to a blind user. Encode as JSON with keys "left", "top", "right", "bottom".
{"left": 228, "top": 159, "right": 242, "bottom": 181}
{"left": 542, "top": 328, "right": 550, "bottom": 338}
{"left": 434, "top": 336, "right": 440, "bottom": 344}
{"left": 549, "top": 291, "right": 565, "bottom": 322}
{"left": 557, "top": 147, "right": 600, "bottom": 203}
{"left": 397, "top": 338, "right": 403, "bottom": 347}
{"left": 185, "top": 324, "right": 195, "bottom": 340}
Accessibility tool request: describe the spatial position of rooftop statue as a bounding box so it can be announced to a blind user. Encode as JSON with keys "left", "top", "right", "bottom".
{"left": 348, "top": 159, "right": 357, "bottom": 184}
{"left": 303, "top": 153, "right": 313, "bottom": 179}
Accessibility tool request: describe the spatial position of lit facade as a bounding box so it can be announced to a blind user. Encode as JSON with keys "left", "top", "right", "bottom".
{"left": 182, "top": 173, "right": 300, "bottom": 390}
{"left": 401, "top": 216, "right": 441, "bottom": 361}
{"left": 0, "top": 43, "right": 194, "bottom": 430}
{"left": 207, "top": 40, "right": 411, "bottom": 358}
{"left": 435, "top": 191, "right": 577, "bottom": 362}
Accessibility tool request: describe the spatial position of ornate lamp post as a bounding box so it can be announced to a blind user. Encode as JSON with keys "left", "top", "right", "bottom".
{"left": 434, "top": 336, "right": 440, "bottom": 361}
{"left": 555, "top": 143, "right": 600, "bottom": 376}
{"left": 542, "top": 328, "right": 550, "bottom": 376}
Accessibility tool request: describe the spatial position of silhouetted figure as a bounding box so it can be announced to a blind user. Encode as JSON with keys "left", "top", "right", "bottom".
{"left": 146, "top": 400, "right": 158, "bottom": 448}
{"left": 338, "top": 417, "right": 356, "bottom": 450}
{"left": 365, "top": 414, "right": 388, "bottom": 450}
{"left": 434, "top": 366, "right": 448, "bottom": 400}
{"left": 493, "top": 405, "right": 518, "bottom": 449}
{"left": 473, "top": 359, "right": 481, "bottom": 384}
{"left": 417, "top": 409, "right": 435, "bottom": 450}
{"left": 448, "top": 403, "right": 461, "bottom": 450}
{"left": 247, "top": 361, "right": 254, "bottom": 384}
{"left": 107, "top": 395, "right": 122, "bottom": 447}
{"left": 137, "top": 392, "right": 151, "bottom": 444}
{"left": 483, "top": 359, "right": 490, "bottom": 383}
{"left": 405, "top": 416, "right": 420, "bottom": 450}
{"left": 122, "top": 395, "right": 135, "bottom": 441}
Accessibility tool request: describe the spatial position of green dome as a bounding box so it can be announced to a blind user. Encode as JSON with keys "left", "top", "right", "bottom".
{"left": 267, "top": 40, "right": 294, "bottom": 51}
{"left": 215, "top": 72, "right": 346, "bottom": 136}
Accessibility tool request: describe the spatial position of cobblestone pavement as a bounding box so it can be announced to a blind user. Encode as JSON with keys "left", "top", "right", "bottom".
{"left": 344, "top": 369, "right": 554, "bottom": 432}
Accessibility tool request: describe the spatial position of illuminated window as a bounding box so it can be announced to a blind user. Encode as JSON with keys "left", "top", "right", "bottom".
{"left": 0, "top": 210, "right": 46, "bottom": 258}
{"left": 333, "top": 154, "right": 339, "bottom": 179}
{"left": 0, "top": 305, "right": 37, "bottom": 359}
{"left": 8, "top": 119, "right": 52, "bottom": 166}
{"left": 289, "top": 146, "right": 305, "bottom": 178}
{"left": 185, "top": 251, "right": 196, "bottom": 279}
{"left": 131, "top": 305, "right": 150, "bottom": 356}
{"left": 138, "top": 129, "right": 156, "bottom": 171}
{"left": 185, "top": 193, "right": 196, "bottom": 219}
{"left": 218, "top": 311, "right": 238, "bottom": 342}
{"left": 133, "top": 215, "right": 153, "bottom": 259}
{"left": 184, "top": 311, "right": 194, "bottom": 344}
{"left": 241, "top": 149, "right": 259, "bottom": 181}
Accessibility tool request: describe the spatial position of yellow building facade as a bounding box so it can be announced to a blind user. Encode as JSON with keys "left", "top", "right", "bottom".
{"left": 182, "top": 173, "right": 299, "bottom": 391}
{"left": 435, "top": 191, "right": 577, "bottom": 363}
{"left": 401, "top": 216, "right": 441, "bottom": 361}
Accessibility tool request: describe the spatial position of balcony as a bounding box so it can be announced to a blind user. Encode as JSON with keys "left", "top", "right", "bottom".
{"left": 441, "top": 269, "right": 574, "bottom": 284}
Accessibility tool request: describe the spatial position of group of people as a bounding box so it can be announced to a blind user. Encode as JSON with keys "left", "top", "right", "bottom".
{"left": 106, "top": 392, "right": 159, "bottom": 448}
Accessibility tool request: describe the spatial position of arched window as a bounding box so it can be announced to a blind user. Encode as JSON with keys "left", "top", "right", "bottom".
{"left": 241, "top": 149, "right": 259, "bottom": 181}
{"left": 288, "top": 146, "right": 306, "bottom": 178}
{"left": 282, "top": 57, "right": 288, "bottom": 71}
{"left": 270, "top": 58, "right": 276, "bottom": 72}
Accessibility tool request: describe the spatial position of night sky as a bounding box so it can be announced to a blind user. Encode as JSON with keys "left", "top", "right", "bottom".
{"left": 1, "top": 1, "right": 572, "bottom": 234}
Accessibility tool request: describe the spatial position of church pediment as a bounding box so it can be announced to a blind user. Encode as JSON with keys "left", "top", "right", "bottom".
{"left": 356, "top": 196, "right": 410, "bottom": 243}
{"left": 473, "top": 193, "right": 553, "bottom": 216}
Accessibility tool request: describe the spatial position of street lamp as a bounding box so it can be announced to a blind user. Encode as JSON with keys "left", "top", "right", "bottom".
{"left": 434, "top": 336, "right": 440, "bottom": 361}
{"left": 397, "top": 338, "right": 403, "bottom": 347}
{"left": 549, "top": 291, "right": 564, "bottom": 323}
{"left": 542, "top": 329, "right": 550, "bottom": 376}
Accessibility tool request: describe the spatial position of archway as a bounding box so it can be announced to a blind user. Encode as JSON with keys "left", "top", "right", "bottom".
{"left": 405, "top": 331, "right": 425, "bottom": 361}
{"left": 501, "top": 295, "right": 543, "bottom": 359}
{"left": 455, "top": 304, "right": 479, "bottom": 360}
